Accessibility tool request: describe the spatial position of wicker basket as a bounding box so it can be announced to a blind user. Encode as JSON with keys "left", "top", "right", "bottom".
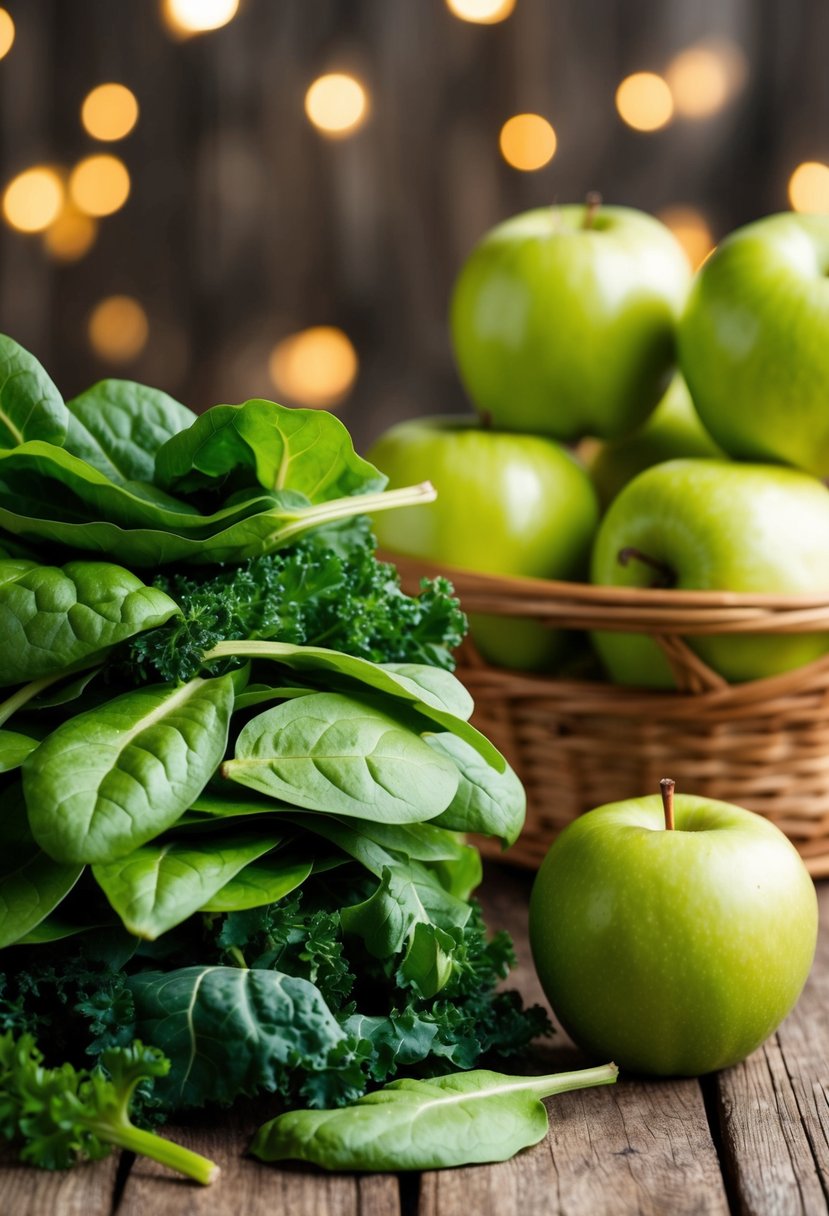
{"left": 389, "top": 554, "right": 829, "bottom": 878}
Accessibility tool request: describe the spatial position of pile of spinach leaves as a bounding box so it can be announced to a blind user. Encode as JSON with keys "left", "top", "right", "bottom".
{"left": 0, "top": 335, "right": 549, "bottom": 1173}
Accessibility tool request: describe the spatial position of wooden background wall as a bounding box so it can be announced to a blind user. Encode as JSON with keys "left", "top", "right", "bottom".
{"left": 0, "top": 0, "right": 826, "bottom": 451}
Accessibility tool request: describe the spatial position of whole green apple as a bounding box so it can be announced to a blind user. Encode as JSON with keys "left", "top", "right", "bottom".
{"left": 529, "top": 789, "right": 818, "bottom": 1076}
{"left": 590, "top": 458, "right": 829, "bottom": 687}
{"left": 450, "top": 202, "right": 691, "bottom": 441}
{"left": 679, "top": 212, "right": 829, "bottom": 477}
{"left": 583, "top": 375, "right": 723, "bottom": 508}
{"left": 367, "top": 416, "right": 599, "bottom": 670}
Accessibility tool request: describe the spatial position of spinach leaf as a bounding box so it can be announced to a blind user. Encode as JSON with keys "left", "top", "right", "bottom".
{"left": 92, "top": 834, "right": 281, "bottom": 939}
{"left": 251, "top": 1064, "right": 619, "bottom": 1171}
{"left": 205, "top": 640, "right": 503, "bottom": 768}
{"left": 0, "top": 787, "right": 84, "bottom": 948}
{"left": 200, "top": 853, "right": 314, "bottom": 913}
{"left": 426, "top": 733, "right": 526, "bottom": 847}
{"left": 0, "top": 728, "right": 38, "bottom": 772}
{"left": 0, "top": 559, "right": 178, "bottom": 687}
{"left": 0, "top": 334, "right": 67, "bottom": 449}
{"left": 340, "top": 863, "right": 472, "bottom": 960}
{"left": 24, "top": 675, "right": 234, "bottom": 863}
{"left": 128, "top": 965, "right": 345, "bottom": 1107}
{"left": 154, "top": 399, "right": 384, "bottom": 500}
{"left": 63, "top": 380, "right": 194, "bottom": 484}
{"left": 224, "top": 692, "right": 460, "bottom": 823}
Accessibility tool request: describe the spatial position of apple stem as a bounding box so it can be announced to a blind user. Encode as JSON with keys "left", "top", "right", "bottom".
{"left": 617, "top": 546, "right": 676, "bottom": 589}
{"left": 583, "top": 191, "right": 602, "bottom": 229}
{"left": 479, "top": 409, "right": 493, "bottom": 431}
{"left": 660, "top": 778, "right": 676, "bottom": 831}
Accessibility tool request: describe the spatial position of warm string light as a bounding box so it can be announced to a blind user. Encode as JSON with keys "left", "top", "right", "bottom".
{"left": 665, "top": 39, "right": 748, "bottom": 120}
{"left": 44, "top": 209, "right": 97, "bottom": 262}
{"left": 445, "top": 0, "right": 516, "bottom": 24}
{"left": 161, "top": 0, "right": 239, "bottom": 37}
{"left": 789, "top": 162, "right": 829, "bottom": 213}
{"left": 499, "top": 113, "right": 557, "bottom": 171}
{"left": 615, "top": 72, "right": 673, "bottom": 132}
{"left": 81, "top": 84, "right": 140, "bottom": 142}
{"left": 657, "top": 206, "right": 715, "bottom": 269}
{"left": 269, "top": 327, "right": 358, "bottom": 408}
{"left": 88, "top": 296, "right": 149, "bottom": 362}
{"left": 305, "top": 74, "right": 369, "bottom": 137}
{"left": 69, "top": 155, "right": 131, "bottom": 217}
{"left": 0, "top": 8, "right": 14, "bottom": 60}
{"left": 2, "top": 167, "right": 64, "bottom": 233}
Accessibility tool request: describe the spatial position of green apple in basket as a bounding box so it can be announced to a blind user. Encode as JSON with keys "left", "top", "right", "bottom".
{"left": 590, "top": 458, "right": 829, "bottom": 687}
{"left": 450, "top": 200, "right": 692, "bottom": 441}
{"left": 529, "top": 781, "right": 818, "bottom": 1076}
{"left": 367, "top": 416, "right": 600, "bottom": 670}
{"left": 581, "top": 375, "right": 723, "bottom": 508}
{"left": 679, "top": 211, "right": 829, "bottom": 478}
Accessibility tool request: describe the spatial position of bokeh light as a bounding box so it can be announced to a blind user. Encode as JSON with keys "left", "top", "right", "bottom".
{"left": 0, "top": 8, "right": 15, "bottom": 60}
{"left": 161, "top": 0, "right": 239, "bottom": 36}
{"left": 499, "top": 114, "right": 557, "bottom": 171}
{"left": 666, "top": 40, "right": 747, "bottom": 119}
{"left": 269, "top": 327, "right": 358, "bottom": 408}
{"left": 88, "top": 296, "right": 149, "bottom": 363}
{"left": 2, "top": 167, "right": 64, "bottom": 233}
{"left": 788, "top": 162, "right": 829, "bottom": 214}
{"left": 81, "top": 84, "right": 140, "bottom": 142}
{"left": 69, "top": 155, "right": 131, "bottom": 217}
{"left": 305, "top": 74, "right": 369, "bottom": 138}
{"left": 657, "top": 206, "right": 715, "bottom": 269}
{"left": 44, "top": 209, "right": 97, "bottom": 262}
{"left": 445, "top": 0, "right": 516, "bottom": 23}
{"left": 615, "top": 72, "right": 674, "bottom": 132}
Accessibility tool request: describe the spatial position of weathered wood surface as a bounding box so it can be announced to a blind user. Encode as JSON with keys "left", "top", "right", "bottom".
{"left": 2, "top": 869, "right": 827, "bottom": 1216}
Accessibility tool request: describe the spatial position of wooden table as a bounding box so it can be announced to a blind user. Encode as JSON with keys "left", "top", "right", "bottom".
{"left": 3, "top": 865, "right": 828, "bottom": 1216}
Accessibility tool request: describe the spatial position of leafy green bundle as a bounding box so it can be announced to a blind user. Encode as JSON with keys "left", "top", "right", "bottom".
{"left": 0, "top": 335, "right": 549, "bottom": 1179}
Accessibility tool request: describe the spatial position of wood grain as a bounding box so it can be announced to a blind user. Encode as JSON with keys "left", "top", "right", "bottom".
{"left": 714, "top": 884, "right": 829, "bottom": 1215}
{"left": 115, "top": 1105, "right": 401, "bottom": 1216}
{"left": 0, "top": 1155, "right": 118, "bottom": 1216}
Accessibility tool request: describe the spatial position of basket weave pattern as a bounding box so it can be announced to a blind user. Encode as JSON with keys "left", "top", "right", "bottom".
{"left": 390, "top": 555, "right": 829, "bottom": 878}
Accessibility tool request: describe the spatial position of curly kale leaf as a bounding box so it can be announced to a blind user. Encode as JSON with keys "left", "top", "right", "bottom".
{"left": 124, "top": 522, "right": 466, "bottom": 683}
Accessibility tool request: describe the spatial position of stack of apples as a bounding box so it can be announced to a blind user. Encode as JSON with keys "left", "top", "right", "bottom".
{"left": 369, "top": 203, "right": 829, "bottom": 688}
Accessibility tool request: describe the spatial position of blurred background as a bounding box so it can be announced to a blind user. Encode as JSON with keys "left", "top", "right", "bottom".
{"left": 0, "top": 0, "right": 826, "bottom": 450}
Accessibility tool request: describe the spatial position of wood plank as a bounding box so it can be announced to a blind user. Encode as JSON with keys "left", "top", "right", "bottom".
{"left": 0, "top": 1155, "right": 118, "bottom": 1216}
{"left": 116, "top": 1104, "right": 401, "bottom": 1216}
{"left": 421, "top": 866, "right": 729, "bottom": 1216}
{"left": 714, "top": 883, "right": 829, "bottom": 1215}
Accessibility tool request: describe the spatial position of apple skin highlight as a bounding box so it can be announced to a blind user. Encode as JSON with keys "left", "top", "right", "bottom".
{"left": 529, "top": 794, "right": 818, "bottom": 1077}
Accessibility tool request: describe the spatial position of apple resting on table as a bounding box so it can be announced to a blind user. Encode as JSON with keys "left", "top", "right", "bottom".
{"left": 679, "top": 211, "right": 829, "bottom": 478}
{"left": 529, "top": 782, "right": 818, "bottom": 1077}
{"left": 368, "top": 416, "right": 599, "bottom": 671}
{"left": 450, "top": 201, "right": 691, "bottom": 441}
{"left": 590, "top": 458, "right": 829, "bottom": 688}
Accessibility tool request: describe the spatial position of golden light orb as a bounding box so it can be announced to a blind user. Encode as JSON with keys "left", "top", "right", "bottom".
{"left": 44, "top": 209, "right": 97, "bottom": 262}
{"left": 2, "top": 167, "right": 64, "bottom": 233}
{"left": 615, "top": 72, "right": 674, "bottom": 132}
{"left": 161, "top": 0, "right": 239, "bottom": 36}
{"left": 666, "top": 39, "right": 747, "bottom": 119}
{"left": 788, "top": 161, "right": 829, "bottom": 214}
{"left": 269, "top": 327, "right": 358, "bottom": 408}
{"left": 499, "top": 113, "right": 557, "bottom": 171}
{"left": 81, "top": 83, "right": 140, "bottom": 142}
{"left": 656, "top": 206, "right": 715, "bottom": 269}
{"left": 445, "top": 0, "right": 516, "bottom": 24}
{"left": 0, "top": 8, "right": 15, "bottom": 60}
{"left": 88, "top": 296, "right": 149, "bottom": 363}
{"left": 69, "top": 155, "right": 131, "bottom": 217}
{"left": 304, "top": 73, "right": 369, "bottom": 138}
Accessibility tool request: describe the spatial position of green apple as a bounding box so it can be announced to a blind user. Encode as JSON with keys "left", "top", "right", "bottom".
{"left": 679, "top": 212, "right": 829, "bottom": 477}
{"left": 590, "top": 458, "right": 829, "bottom": 687}
{"left": 450, "top": 202, "right": 691, "bottom": 441}
{"left": 583, "top": 375, "right": 723, "bottom": 508}
{"left": 529, "top": 789, "right": 818, "bottom": 1076}
{"left": 367, "top": 416, "right": 599, "bottom": 670}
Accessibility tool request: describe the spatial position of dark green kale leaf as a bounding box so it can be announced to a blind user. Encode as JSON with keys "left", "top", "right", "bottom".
{"left": 123, "top": 520, "right": 466, "bottom": 684}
